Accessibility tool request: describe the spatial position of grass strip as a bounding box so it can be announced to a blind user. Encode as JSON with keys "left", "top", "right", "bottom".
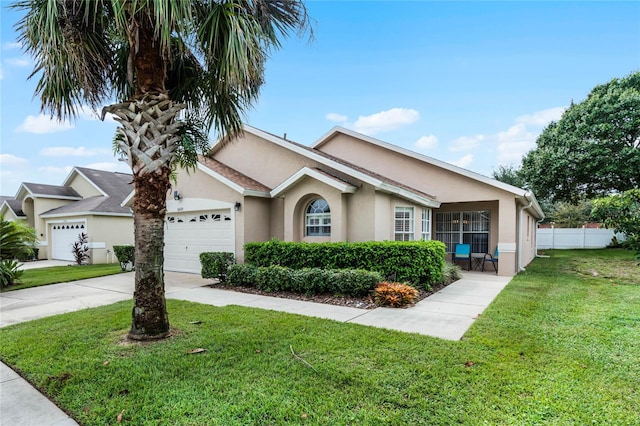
{"left": 4, "top": 264, "right": 124, "bottom": 291}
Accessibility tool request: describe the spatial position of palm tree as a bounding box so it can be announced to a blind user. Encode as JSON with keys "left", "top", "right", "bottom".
{"left": 0, "top": 219, "right": 38, "bottom": 261}
{"left": 12, "top": 0, "right": 311, "bottom": 340}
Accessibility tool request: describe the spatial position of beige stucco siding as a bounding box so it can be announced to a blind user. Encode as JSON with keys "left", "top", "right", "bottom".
{"left": 346, "top": 183, "right": 376, "bottom": 241}
{"left": 86, "top": 216, "right": 133, "bottom": 264}
{"left": 66, "top": 174, "right": 103, "bottom": 198}
{"left": 317, "top": 133, "right": 508, "bottom": 203}
{"left": 28, "top": 198, "right": 74, "bottom": 258}
{"left": 214, "top": 133, "right": 325, "bottom": 190}
{"left": 280, "top": 177, "right": 347, "bottom": 243}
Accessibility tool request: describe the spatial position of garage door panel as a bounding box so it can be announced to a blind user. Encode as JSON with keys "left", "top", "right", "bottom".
{"left": 164, "top": 209, "right": 234, "bottom": 274}
{"left": 52, "top": 222, "right": 85, "bottom": 261}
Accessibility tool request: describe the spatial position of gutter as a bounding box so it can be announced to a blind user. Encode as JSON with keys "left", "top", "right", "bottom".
{"left": 517, "top": 192, "right": 536, "bottom": 272}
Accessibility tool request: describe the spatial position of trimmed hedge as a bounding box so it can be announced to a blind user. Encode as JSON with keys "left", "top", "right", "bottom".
{"left": 227, "top": 264, "right": 382, "bottom": 297}
{"left": 244, "top": 239, "right": 445, "bottom": 287}
{"left": 200, "top": 252, "right": 235, "bottom": 282}
{"left": 113, "top": 245, "right": 134, "bottom": 271}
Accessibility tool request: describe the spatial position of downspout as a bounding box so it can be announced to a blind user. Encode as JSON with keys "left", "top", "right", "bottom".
{"left": 517, "top": 193, "right": 534, "bottom": 272}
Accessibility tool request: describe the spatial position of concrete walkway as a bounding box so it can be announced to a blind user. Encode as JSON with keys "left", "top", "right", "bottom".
{"left": 0, "top": 269, "right": 510, "bottom": 425}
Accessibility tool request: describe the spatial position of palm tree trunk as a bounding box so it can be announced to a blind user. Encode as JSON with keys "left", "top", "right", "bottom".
{"left": 130, "top": 168, "right": 171, "bottom": 339}
{"left": 105, "top": 94, "right": 184, "bottom": 340}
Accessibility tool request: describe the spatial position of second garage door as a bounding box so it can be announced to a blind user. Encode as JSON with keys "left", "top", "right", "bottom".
{"left": 164, "top": 210, "right": 234, "bottom": 274}
{"left": 51, "top": 222, "right": 86, "bottom": 261}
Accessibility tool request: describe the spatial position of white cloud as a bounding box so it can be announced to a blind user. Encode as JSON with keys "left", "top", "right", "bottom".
{"left": 40, "top": 146, "right": 111, "bottom": 157}
{"left": 414, "top": 135, "right": 438, "bottom": 150}
{"left": 0, "top": 66, "right": 3, "bottom": 80}
{"left": 449, "top": 134, "right": 485, "bottom": 152}
{"left": 6, "top": 57, "right": 30, "bottom": 67}
{"left": 37, "top": 165, "right": 74, "bottom": 175}
{"left": 515, "top": 106, "right": 565, "bottom": 127}
{"left": 15, "top": 114, "right": 74, "bottom": 134}
{"left": 353, "top": 108, "right": 419, "bottom": 135}
{"left": 0, "top": 154, "right": 28, "bottom": 166}
{"left": 496, "top": 123, "right": 537, "bottom": 164}
{"left": 326, "top": 112, "right": 347, "bottom": 122}
{"left": 449, "top": 154, "right": 474, "bottom": 169}
{"left": 84, "top": 161, "right": 131, "bottom": 174}
{"left": 3, "top": 42, "right": 21, "bottom": 50}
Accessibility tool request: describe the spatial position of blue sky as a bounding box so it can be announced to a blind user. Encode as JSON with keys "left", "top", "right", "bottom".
{"left": 1, "top": 1, "right": 639, "bottom": 196}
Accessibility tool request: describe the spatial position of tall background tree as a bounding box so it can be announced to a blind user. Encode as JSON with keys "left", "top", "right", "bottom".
{"left": 13, "top": 0, "right": 311, "bottom": 340}
{"left": 520, "top": 72, "right": 640, "bottom": 203}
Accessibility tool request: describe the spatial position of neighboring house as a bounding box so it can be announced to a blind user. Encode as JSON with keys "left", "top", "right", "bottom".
{"left": 0, "top": 196, "right": 26, "bottom": 221}
{"left": 0, "top": 167, "right": 134, "bottom": 263}
{"left": 164, "top": 125, "right": 544, "bottom": 276}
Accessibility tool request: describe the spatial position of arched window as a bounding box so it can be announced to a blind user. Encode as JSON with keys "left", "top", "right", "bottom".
{"left": 305, "top": 198, "right": 331, "bottom": 236}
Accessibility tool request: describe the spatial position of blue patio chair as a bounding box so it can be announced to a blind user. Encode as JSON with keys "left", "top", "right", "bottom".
{"left": 453, "top": 243, "right": 471, "bottom": 271}
{"left": 482, "top": 247, "right": 499, "bottom": 273}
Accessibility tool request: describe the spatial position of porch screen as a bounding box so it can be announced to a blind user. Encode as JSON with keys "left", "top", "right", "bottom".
{"left": 435, "top": 211, "right": 490, "bottom": 253}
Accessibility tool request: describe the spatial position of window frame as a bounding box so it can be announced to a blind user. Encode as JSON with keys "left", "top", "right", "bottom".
{"left": 421, "top": 208, "right": 432, "bottom": 241}
{"left": 305, "top": 198, "right": 331, "bottom": 237}
{"left": 394, "top": 206, "right": 415, "bottom": 241}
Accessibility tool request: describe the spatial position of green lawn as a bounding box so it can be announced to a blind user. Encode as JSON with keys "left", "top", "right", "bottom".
{"left": 2, "top": 264, "right": 125, "bottom": 292}
{"left": 1, "top": 249, "right": 638, "bottom": 425}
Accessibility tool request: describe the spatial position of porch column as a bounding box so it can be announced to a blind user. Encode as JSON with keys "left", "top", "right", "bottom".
{"left": 497, "top": 198, "right": 517, "bottom": 276}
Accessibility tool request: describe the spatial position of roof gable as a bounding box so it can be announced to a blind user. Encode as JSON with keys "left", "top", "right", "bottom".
{"left": 17, "top": 183, "right": 82, "bottom": 200}
{"left": 210, "top": 125, "right": 440, "bottom": 208}
{"left": 312, "top": 126, "right": 544, "bottom": 218}
{"left": 313, "top": 126, "right": 529, "bottom": 196}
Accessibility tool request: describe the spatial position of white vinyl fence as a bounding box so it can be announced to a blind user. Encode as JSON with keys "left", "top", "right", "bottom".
{"left": 537, "top": 227, "right": 626, "bottom": 249}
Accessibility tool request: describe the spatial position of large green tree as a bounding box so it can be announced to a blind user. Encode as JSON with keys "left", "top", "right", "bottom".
{"left": 592, "top": 189, "right": 640, "bottom": 260}
{"left": 520, "top": 72, "right": 640, "bottom": 203}
{"left": 13, "top": 0, "right": 311, "bottom": 340}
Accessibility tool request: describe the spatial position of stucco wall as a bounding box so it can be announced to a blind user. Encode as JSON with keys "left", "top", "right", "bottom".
{"left": 280, "top": 177, "right": 347, "bottom": 243}
{"left": 31, "top": 198, "right": 75, "bottom": 258}
{"left": 86, "top": 216, "right": 134, "bottom": 264}
{"left": 317, "top": 133, "right": 509, "bottom": 203}
{"left": 214, "top": 133, "right": 321, "bottom": 189}
{"left": 66, "top": 174, "right": 103, "bottom": 198}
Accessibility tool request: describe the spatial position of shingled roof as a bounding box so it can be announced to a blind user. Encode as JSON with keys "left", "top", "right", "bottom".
{"left": 197, "top": 155, "right": 271, "bottom": 193}
{"left": 0, "top": 196, "right": 25, "bottom": 217}
{"left": 41, "top": 168, "right": 133, "bottom": 217}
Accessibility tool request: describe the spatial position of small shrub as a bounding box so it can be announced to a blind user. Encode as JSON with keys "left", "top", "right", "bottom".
{"left": 441, "top": 262, "right": 462, "bottom": 285}
{"left": 374, "top": 282, "right": 419, "bottom": 308}
{"left": 0, "top": 260, "right": 25, "bottom": 288}
{"left": 227, "top": 264, "right": 259, "bottom": 286}
{"left": 200, "top": 252, "right": 235, "bottom": 282}
{"left": 255, "top": 265, "right": 297, "bottom": 292}
{"left": 327, "top": 269, "right": 382, "bottom": 296}
{"left": 113, "top": 245, "right": 134, "bottom": 271}
{"left": 71, "top": 233, "right": 90, "bottom": 265}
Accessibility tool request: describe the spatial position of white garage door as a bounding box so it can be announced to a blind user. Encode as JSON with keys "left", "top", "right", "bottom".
{"left": 164, "top": 210, "right": 234, "bottom": 274}
{"left": 51, "top": 222, "right": 85, "bottom": 261}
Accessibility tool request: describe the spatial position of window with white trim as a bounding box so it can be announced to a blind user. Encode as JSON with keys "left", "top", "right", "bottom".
{"left": 394, "top": 207, "right": 414, "bottom": 241}
{"left": 306, "top": 199, "right": 331, "bottom": 236}
{"left": 421, "top": 208, "right": 432, "bottom": 240}
{"left": 435, "top": 210, "right": 490, "bottom": 253}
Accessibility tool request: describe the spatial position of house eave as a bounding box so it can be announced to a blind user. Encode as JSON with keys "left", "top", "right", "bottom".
{"left": 313, "top": 126, "right": 535, "bottom": 198}
{"left": 376, "top": 184, "right": 441, "bottom": 208}
{"left": 271, "top": 166, "right": 358, "bottom": 198}
{"left": 41, "top": 211, "right": 133, "bottom": 219}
